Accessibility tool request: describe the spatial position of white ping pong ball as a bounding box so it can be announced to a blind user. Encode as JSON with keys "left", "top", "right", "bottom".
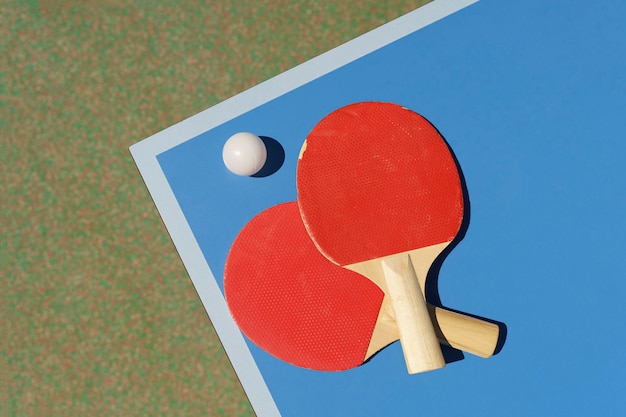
{"left": 222, "top": 132, "right": 267, "bottom": 176}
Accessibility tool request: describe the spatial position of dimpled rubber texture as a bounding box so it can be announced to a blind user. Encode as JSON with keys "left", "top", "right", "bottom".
{"left": 224, "top": 202, "right": 385, "bottom": 371}
{"left": 297, "top": 102, "right": 464, "bottom": 266}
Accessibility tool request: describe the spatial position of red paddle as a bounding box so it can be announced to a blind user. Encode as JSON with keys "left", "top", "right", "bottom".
{"left": 297, "top": 102, "right": 464, "bottom": 374}
{"left": 224, "top": 202, "right": 498, "bottom": 371}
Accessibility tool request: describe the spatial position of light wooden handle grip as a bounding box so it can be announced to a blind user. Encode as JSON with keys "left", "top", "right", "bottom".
{"left": 381, "top": 254, "right": 445, "bottom": 374}
{"left": 429, "top": 306, "right": 499, "bottom": 358}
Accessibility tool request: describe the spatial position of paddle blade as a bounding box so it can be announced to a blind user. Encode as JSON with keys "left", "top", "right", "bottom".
{"left": 224, "top": 202, "right": 385, "bottom": 371}
{"left": 297, "top": 101, "right": 464, "bottom": 266}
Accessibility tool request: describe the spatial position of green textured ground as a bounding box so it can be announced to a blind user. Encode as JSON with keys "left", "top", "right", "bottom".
{"left": 3, "top": 1, "right": 430, "bottom": 415}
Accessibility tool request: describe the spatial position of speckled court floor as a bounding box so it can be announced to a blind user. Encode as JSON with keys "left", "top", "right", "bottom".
{"left": 3, "top": 1, "right": 430, "bottom": 415}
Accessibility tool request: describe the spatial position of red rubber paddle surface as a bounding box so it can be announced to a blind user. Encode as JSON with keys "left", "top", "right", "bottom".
{"left": 297, "top": 101, "right": 464, "bottom": 266}
{"left": 224, "top": 202, "right": 385, "bottom": 371}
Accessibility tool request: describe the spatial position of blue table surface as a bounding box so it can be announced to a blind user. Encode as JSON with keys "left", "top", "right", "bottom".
{"left": 134, "top": 0, "right": 626, "bottom": 415}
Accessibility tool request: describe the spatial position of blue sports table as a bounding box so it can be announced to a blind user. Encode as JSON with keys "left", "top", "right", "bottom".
{"left": 131, "top": 0, "right": 626, "bottom": 415}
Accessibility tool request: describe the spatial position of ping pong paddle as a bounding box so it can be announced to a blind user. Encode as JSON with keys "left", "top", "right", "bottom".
{"left": 297, "top": 102, "right": 465, "bottom": 374}
{"left": 224, "top": 202, "right": 498, "bottom": 372}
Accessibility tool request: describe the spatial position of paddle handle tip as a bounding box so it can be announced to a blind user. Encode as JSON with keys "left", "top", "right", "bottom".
{"left": 429, "top": 306, "right": 500, "bottom": 358}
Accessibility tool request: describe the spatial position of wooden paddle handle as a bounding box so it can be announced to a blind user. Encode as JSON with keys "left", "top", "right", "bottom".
{"left": 381, "top": 254, "right": 445, "bottom": 374}
{"left": 371, "top": 298, "right": 500, "bottom": 358}
{"left": 429, "top": 306, "right": 499, "bottom": 358}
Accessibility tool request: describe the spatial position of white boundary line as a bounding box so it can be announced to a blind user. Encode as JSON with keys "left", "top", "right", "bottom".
{"left": 129, "top": 1, "right": 478, "bottom": 415}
